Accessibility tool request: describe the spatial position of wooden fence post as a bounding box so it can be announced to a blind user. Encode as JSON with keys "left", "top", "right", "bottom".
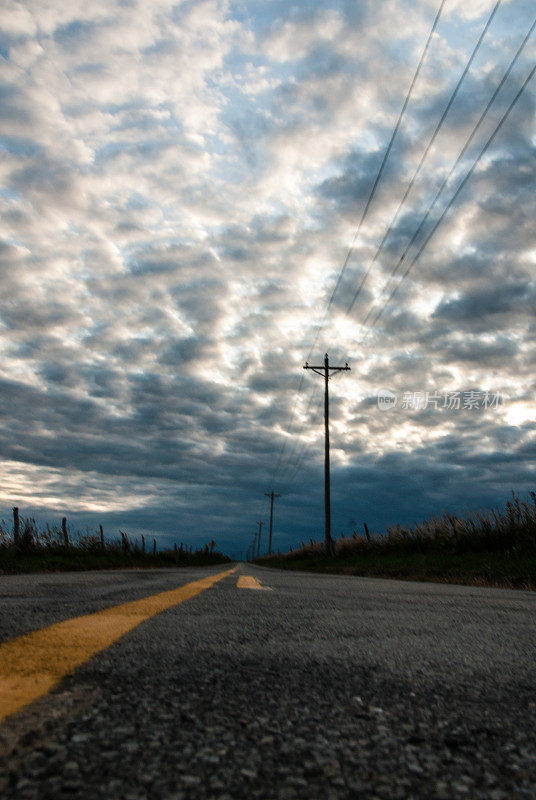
{"left": 363, "top": 522, "right": 372, "bottom": 544}
{"left": 62, "top": 517, "right": 69, "bottom": 547}
{"left": 141, "top": 534, "right": 145, "bottom": 554}
{"left": 13, "top": 507, "right": 20, "bottom": 545}
{"left": 153, "top": 537, "right": 156, "bottom": 555}
{"left": 100, "top": 524, "right": 104, "bottom": 551}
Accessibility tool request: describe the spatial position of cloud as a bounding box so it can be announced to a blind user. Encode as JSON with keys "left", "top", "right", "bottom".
{"left": 0, "top": 0, "right": 535, "bottom": 551}
{"left": 432, "top": 281, "right": 535, "bottom": 323}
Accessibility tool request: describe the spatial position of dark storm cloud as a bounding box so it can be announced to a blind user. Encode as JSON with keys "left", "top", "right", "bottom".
{"left": 53, "top": 20, "right": 100, "bottom": 49}
{"left": 0, "top": 83, "right": 31, "bottom": 124}
{"left": 9, "top": 157, "right": 80, "bottom": 209}
{"left": 159, "top": 335, "right": 209, "bottom": 366}
{"left": 0, "top": 369, "right": 279, "bottom": 489}
{"left": 318, "top": 150, "right": 389, "bottom": 209}
{"left": 327, "top": 440, "right": 536, "bottom": 536}
{"left": 436, "top": 335, "right": 519, "bottom": 363}
{"left": 1, "top": 300, "right": 79, "bottom": 332}
{"left": 432, "top": 281, "right": 535, "bottom": 322}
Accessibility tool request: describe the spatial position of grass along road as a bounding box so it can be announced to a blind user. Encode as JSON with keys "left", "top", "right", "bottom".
{"left": 256, "top": 492, "right": 536, "bottom": 590}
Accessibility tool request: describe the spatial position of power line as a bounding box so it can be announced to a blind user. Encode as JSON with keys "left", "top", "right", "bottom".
{"left": 306, "top": 0, "right": 447, "bottom": 356}
{"left": 346, "top": 0, "right": 502, "bottom": 315}
{"left": 269, "top": 371, "right": 308, "bottom": 485}
{"left": 282, "top": 393, "right": 325, "bottom": 489}
{"left": 268, "top": 0, "right": 447, "bottom": 485}
{"left": 271, "top": 2, "right": 528, "bottom": 505}
{"left": 273, "top": 382, "right": 322, "bottom": 487}
{"left": 367, "top": 61, "right": 536, "bottom": 331}
{"left": 276, "top": 390, "right": 324, "bottom": 490}
{"left": 277, "top": 33, "right": 534, "bottom": 503}
{"left": 359, "top": 13, "right": 536, "bottom": 327}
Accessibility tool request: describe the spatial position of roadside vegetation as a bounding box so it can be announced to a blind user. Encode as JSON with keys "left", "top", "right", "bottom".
{"left": 0, "top": 512, "right": 230, "bottom": 574}
{"left": 256, "top": 492, "right": 536, "bottom": 590}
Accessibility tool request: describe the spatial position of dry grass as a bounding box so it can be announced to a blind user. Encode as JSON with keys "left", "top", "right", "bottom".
{"left": 0, "top": 516, "right": 230, "bottom": 573}
{"left": 257, "top": 492, "right": 536, "bottom": 589}
{"left": 272, "top": 491, "right": 536, "bottom": 560}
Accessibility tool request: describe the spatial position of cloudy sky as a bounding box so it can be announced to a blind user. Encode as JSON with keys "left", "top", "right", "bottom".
{"left": 1, "top": 0, "right": 535, "bottom": 556}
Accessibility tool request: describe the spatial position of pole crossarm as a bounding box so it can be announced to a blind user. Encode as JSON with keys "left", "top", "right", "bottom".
{"left": 304, "top": 361, "right": 350, "bottom": 376}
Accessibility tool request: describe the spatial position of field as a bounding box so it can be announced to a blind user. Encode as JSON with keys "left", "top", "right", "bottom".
{"left": 257, "top": 492, "right": 536, "bottom": 590}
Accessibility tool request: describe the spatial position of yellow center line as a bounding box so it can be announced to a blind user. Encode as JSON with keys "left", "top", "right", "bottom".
{"left": 0, "top": 567, "right": 237, "bottom": 724}
{"left": 236, "top": 575, "right": 269, "bottom": 590}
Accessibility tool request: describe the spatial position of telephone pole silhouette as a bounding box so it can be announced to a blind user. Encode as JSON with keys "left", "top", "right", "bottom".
{"left": 265, "top": 491, "right": 280, "bottom": 555}
{"left": 304, "top": 353, "right": 350, "bottom": 555}
{"left": 257, "top": 520, "right": 263, "bottom": 556}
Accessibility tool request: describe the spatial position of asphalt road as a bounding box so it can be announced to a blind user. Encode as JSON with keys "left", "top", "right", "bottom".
{"left": 0, "top": 564, "right": 535, "bottom": 800}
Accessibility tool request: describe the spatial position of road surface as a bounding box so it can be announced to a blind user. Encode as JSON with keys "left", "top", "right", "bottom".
{"left": 0, "top": 564, "right": 535, "bottom": 799}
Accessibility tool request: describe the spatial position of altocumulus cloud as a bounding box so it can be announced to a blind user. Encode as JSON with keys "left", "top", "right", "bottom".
{"left": 0, "top": 0, "right": 535, "bottom": 554}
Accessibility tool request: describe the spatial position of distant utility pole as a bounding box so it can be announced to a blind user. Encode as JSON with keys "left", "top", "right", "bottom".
{"left": 264, "top": 491, "right": 280, "bottom": 555}
{"left": 257, "top": 520, "right": 263, "bottom": 557}
{"left": 304, "top": 353, "right": 350, "bottom": 555}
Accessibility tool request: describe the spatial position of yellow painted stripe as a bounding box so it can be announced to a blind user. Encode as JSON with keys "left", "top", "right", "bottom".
{"left": 236, "top": 575, "right": 266, "bottom": 590}
{"left": 0, "top": 567, "right": 236, "bottom": 724}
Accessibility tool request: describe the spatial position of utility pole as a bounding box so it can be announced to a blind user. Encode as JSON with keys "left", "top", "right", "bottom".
{"left": 257, "top": 520, "right": 263, "bottom": 556}
{"left": 304, "top": 353, "right": 350, "bottom": 555}
{"left": 264, "top": 491, "right": 280, "bottom": 555}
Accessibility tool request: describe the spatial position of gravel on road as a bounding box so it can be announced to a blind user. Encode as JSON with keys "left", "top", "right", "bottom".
{"left": 0, "top": 565, "right": 535, "bottom": 800}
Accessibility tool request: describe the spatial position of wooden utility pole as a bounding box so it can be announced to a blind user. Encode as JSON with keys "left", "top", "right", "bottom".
{"left": 304, "top": 353, "right": 350, "bottom": 555}
{"left": 257, "top": 520, "right": 263, "bottom": 556}
{"left": 264, "top": 491, "right": 280, "bottom": 555}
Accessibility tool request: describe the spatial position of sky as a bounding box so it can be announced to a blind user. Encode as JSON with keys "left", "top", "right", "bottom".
{"left": 0, "top": 0, "right": 535, "bottom": 557}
